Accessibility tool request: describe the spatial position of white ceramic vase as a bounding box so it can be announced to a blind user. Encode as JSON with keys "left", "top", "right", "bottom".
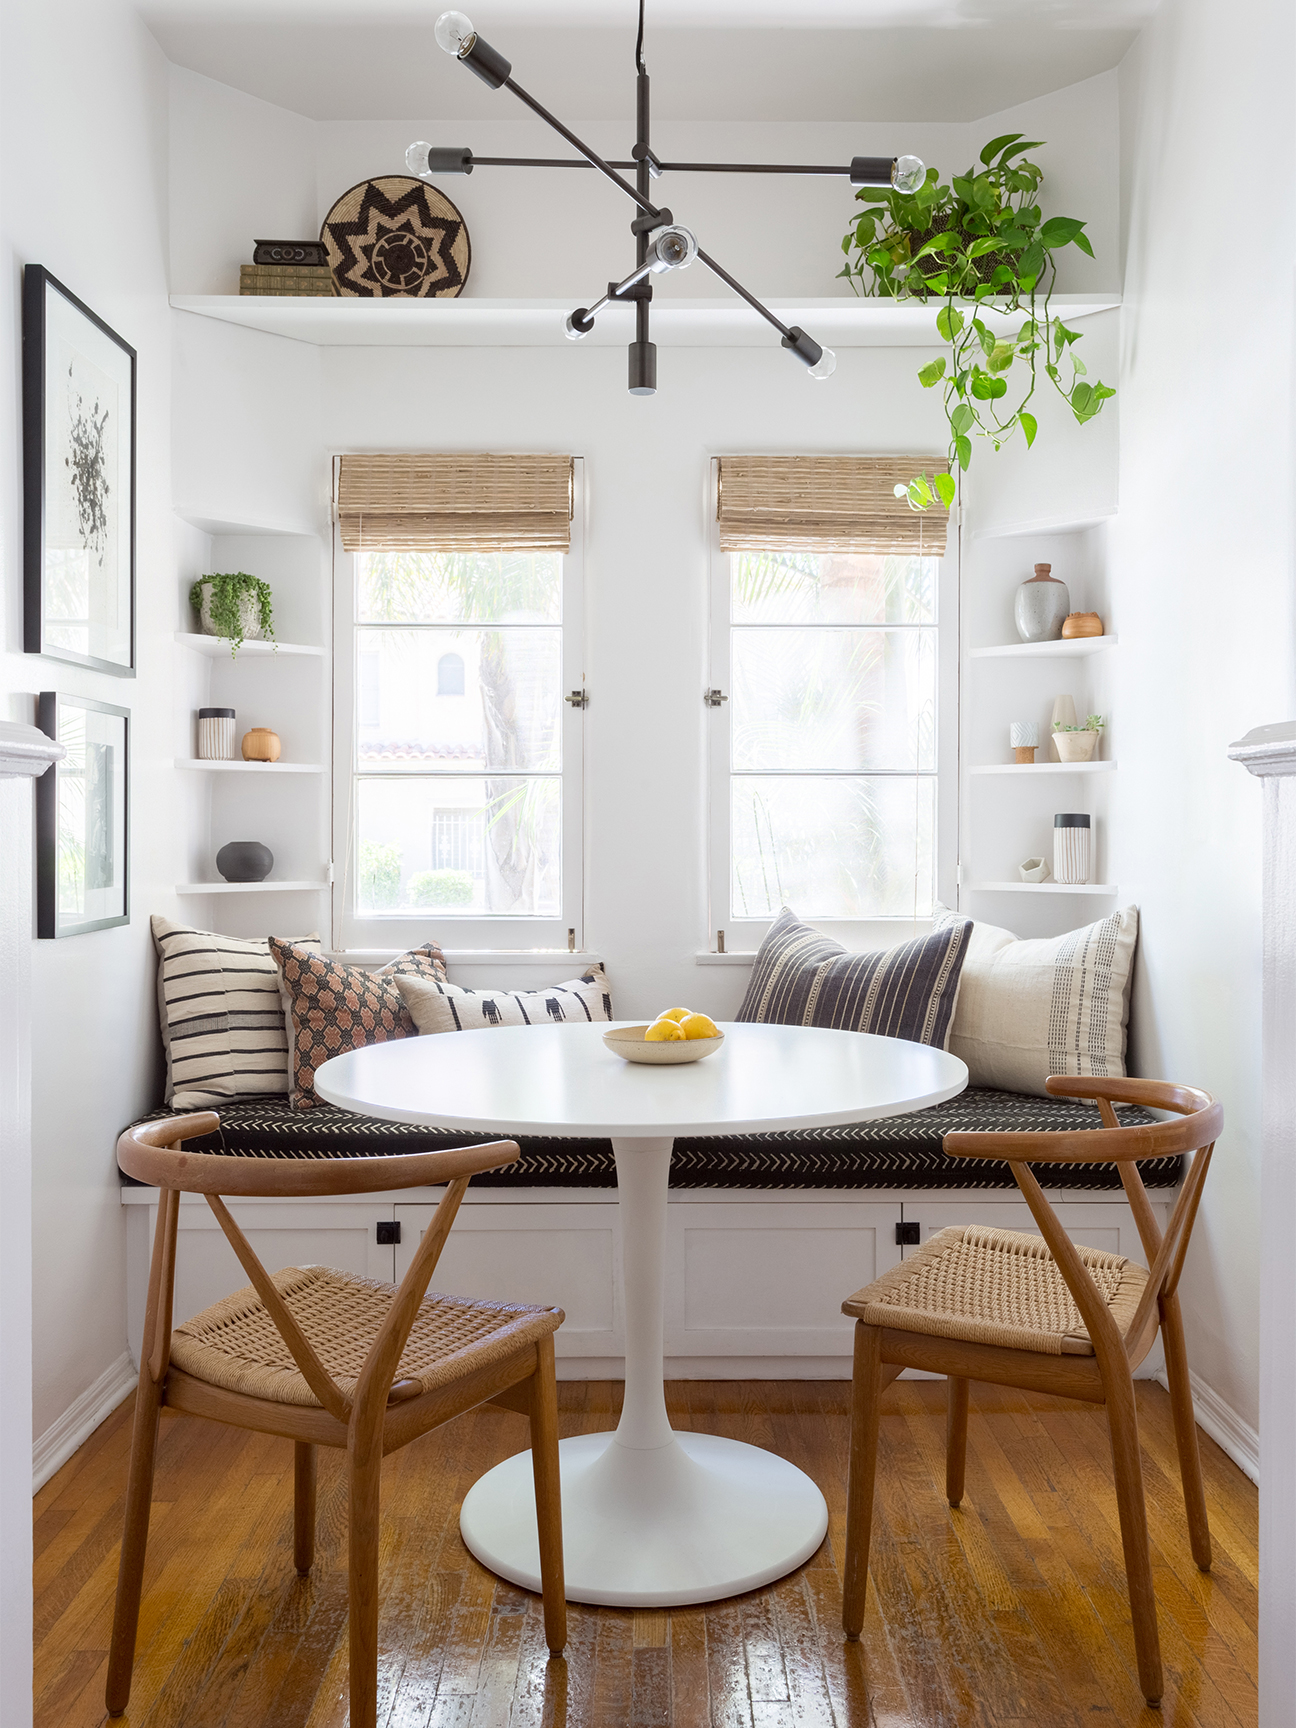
{"left": 196, "top": 582, "right": 265, "bottom": 642}
{"left": 1053, "top": 729, "right": 1100, "bottom": 763}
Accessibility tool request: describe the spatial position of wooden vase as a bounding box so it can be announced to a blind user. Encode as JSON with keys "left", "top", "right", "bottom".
{"left": 1061, "top": 611, "right": 1104, "bottom": 639}
{"left": 241, "top": 727, "right": 281, "bottom": 763}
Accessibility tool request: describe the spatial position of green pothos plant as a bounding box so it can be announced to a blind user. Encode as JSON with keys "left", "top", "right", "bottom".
{"left": 190, "top": 572, "right": 276, "bottom": 656}
{"left": 839, "top": 133, "right": 1115, "bottom": 510}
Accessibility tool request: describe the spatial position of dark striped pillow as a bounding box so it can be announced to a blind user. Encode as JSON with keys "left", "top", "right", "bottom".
{"left": 735, "top": 906, "right": 973, "bottom": 1049}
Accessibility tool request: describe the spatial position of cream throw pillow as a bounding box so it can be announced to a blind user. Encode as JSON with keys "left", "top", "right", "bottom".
{"left": 395, "top": 967, "right": 614, "bottom": 1035}
{"left": 933, "top": 906, "right": 1138, "bottom": 1097}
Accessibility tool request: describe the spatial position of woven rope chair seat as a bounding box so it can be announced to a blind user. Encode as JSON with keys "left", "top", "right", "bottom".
{"left": 842, "top": 1224, "right": 1147, "bottom": 1356}
{"left": 169, "top": 1266, "right": 562, "bottom": 1408}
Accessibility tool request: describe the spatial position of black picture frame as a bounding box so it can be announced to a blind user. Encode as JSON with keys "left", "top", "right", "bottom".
{"left": 23, "top": 265, "right": 137, "bottom": 677}
{"left": 36, "top": 692, "right": 131, "bottom": 939}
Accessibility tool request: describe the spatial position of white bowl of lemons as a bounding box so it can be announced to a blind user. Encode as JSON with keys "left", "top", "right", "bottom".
{"left": 603, "top": 1008, "right": 725, "bottom": 1065}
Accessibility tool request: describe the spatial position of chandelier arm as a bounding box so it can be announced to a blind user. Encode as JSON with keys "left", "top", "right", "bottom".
{"left": 464, "top": 157, "right": 867, "bottom": 176}
{"left": 694, "top": 248, "right": 796, "bottom": 342}
{"left": 501, "top": 76, "right": 663, "bottom": 219}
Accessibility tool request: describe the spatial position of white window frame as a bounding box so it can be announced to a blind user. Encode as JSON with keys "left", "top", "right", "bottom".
{"left": 331, "top": 457, "right": 585, "bottom": 955}
{"left": 706, "top": 459, "right": 959, "bottom": 951}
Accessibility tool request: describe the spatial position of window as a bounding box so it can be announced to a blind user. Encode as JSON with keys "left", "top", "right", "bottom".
{"left": 709, "top": 459, "right": 956, "bottom": 943}
{"left": 334, "top": 459, "right": 583, "bottom": 951}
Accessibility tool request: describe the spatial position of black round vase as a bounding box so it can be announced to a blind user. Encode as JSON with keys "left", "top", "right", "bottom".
{"left": 216, "top": 840, "right": 274, "bottom": 883}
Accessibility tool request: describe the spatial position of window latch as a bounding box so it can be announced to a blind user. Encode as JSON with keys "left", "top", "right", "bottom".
{"left": 705, "top": 689, "right": 728, "bottom": 708}
{"left": 566, "top": 688, "right": 589, "bottom": 709}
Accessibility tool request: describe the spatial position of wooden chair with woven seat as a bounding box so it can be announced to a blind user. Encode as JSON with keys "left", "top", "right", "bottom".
{"left": 840, "top": 1076, "right": 1222, "bottom": 1708}
{"left": 107, "top": 1113, "right": 567, "bottom": 1728}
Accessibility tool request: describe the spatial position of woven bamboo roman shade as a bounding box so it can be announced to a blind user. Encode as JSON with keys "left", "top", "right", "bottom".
{"left": 337, "top": 454, "right": 574, "bottom": 553}
{"left": 716, "top": 455, "right": 950, "bottom": 555}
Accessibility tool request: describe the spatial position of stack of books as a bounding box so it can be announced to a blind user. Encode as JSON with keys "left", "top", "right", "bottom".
{"left": 239, "top": 263, "right": 337, "bottom": 297}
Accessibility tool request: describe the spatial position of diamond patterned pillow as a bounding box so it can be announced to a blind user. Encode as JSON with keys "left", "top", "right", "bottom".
{"left": 270, "top": 940, "right": 447, "bottom": 1110}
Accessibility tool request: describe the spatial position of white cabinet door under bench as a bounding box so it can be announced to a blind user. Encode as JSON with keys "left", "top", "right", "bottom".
{"left": 122, "top": 1186, "right": 1169, "bottom": 1378}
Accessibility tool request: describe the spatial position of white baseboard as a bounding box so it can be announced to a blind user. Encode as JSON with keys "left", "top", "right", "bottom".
{"left": 1155, "top": 1366, "right": 1259, "bottom": 1485}
{"left": 33, "top": 1351, "right": 137, "bottom": 1495}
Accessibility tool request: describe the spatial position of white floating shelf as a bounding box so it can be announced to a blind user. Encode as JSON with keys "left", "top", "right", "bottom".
{"left": 169, "top": 292, "right": 1120, "bottom": 352}
{"left": 175, "top": 758, "right": 325, "bottom": 774}
{"left": 174, "top": 632, "right": 324, "bottom": 658}
{"left": 176, "top": 880, "right": 330, "bottom": 895}
{"left": 969, "top": 760, "right": 1116, "bottom": 776}
{"left": 973, "top": 509, "right": 1117, "bottom": 540}
{"left": 968, "top": 881, "right": 1118, "bottom": 895}
{"left": 969, "top": 635, "right": 1117, "bottom": 661}
{"left": 175, "top": 505, "right": 324, "bottom": 538}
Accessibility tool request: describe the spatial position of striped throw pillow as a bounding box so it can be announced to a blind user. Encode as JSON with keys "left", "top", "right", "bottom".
{"left": 735, "top": 906, "right": 973, "bottom": 1049}
{"left": 152, "top": 917, "right": 325, "bottom": 1110}
{"left": 932, "top": 904, "right": 1139, "bottom": 1096}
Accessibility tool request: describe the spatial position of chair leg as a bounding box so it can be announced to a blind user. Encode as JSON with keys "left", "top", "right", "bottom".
{"left": 294, "top": 1441, "right": 317, "bottom": 1576}
{"left": 105, "top": 1368, "right": 165, "bottom": 1716}
{"left": 946, "top": 1376, "right": 970, "bottom": 1508}
{"left": 1106, "top": 1366, "right": 1163, "bottom": 1706}
{"left": 843, "top": 1322, "right": 884, "bottom": 1642}
{"left": 1159, "top": 1293, "right": 1212, "bottom": 1571}
{"left": 528, "top": 1334, "right": 567, "bottom": 1657}
{"left": 348, "top": 1444, "right": 382, "bottom": 1728}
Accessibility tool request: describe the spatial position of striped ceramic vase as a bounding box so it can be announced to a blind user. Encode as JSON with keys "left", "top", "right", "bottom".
{"left": 1053, "top": 813, "right": 1091, "bottom": 884}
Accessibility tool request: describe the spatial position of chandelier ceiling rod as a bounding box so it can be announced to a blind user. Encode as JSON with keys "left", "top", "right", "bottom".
{"left": 414, "top": 5, "right": 924, "bottom": 395}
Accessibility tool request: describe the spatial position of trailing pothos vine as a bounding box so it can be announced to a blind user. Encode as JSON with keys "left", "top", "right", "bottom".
{"left": 839, "top": 133, "right": 1114, "bottom": 510}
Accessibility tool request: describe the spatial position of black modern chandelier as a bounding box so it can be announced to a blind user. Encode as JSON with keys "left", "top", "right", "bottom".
{"left": 407, "top": 3, "right": 924, "bottom": 396}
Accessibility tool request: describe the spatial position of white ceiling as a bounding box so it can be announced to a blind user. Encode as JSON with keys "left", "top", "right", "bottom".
{"left": 142, "top": 0, "right": 1155, "bottom": 122}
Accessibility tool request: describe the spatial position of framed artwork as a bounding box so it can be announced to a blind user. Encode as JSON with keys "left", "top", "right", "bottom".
{"left": 36, "top": 693, "right": 130, "bottom": 939}
{"left": 23, "top": 265, "right": 136, "bottom": 677}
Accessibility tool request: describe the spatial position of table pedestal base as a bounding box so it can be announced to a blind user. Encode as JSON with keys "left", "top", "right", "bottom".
{"left": 460, "top": 1430, "right": 828, "bottom": 1608}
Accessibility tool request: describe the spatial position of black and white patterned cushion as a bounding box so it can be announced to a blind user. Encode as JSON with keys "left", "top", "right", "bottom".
{"left": 126, "top": 1088, "right": 1177, "bottom": 1192}
{"left": 736, "top": 906, "right": 973, "bottom": 1049}
{"left": 395, "top": 967, "right": 613, "bottom": 1034}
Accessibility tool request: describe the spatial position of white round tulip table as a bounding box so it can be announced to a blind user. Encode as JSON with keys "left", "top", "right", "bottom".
{"left": 315, "top": 1020, "right": 967, "bottom": 1607}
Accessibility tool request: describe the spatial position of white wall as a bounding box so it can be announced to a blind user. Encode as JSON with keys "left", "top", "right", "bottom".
{"left": 0, "top": 0, "right": 180, "bottom": 1496}
{"left": 1102, "top": 0, "right": 1295, "bottom": 1440}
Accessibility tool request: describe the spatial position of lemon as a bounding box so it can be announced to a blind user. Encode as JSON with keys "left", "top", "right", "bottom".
{"left": 644, "top": 1019, "right": 686, "bottom": 1042}
{"left": 679, "top": 1012, "right": 720, "bottom": 1040}
{"left": 656, "top": 1006, "right": 691, "bottom": 1024}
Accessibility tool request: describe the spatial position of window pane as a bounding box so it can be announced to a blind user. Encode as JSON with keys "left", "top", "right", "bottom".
{"left": 356, "top": 629, "right": 561, "bottom": 772}
{"left": 358, "top": 550, "right": 561, "bottom": 624}
{"left": 731, "top": 776, "right": 935, "bottom": 920}
{"left": 357, "top": 776, "right": 560, "bottom": 916}
{"left": 732, "top": 628, "right": 935, "bottom": 772}
{"left": 731, "top": 551, "right": 936, "bottom": 626}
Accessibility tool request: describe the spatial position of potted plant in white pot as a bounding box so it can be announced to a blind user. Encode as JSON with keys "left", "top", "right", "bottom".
{"left": 190, "top": 572, "right": 276, "bottom": 657}
{"left": 1053, "top": 713, "right": 1105, "bottom": 763}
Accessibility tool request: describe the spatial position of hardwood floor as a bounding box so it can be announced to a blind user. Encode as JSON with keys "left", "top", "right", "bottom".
{"left": 34, "top": 1378, "right": 1257, "bottom": 1728}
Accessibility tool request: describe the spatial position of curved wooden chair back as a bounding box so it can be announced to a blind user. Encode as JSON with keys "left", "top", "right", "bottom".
{"left": 119, "top": 1113, "right": 523, "bottom": 1423}
{"left": 944, "top": 1076, "right": 1222, "bottom": 1375}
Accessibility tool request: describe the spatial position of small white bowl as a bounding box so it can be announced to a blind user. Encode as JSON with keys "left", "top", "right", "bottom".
{"left": 603, "top": 1025, "right": 726, "bottom": 1065}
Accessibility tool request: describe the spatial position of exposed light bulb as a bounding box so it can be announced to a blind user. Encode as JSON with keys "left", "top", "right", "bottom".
{"left": 565, "top": 311, "right": 593, "bottom": 340}
{"left": 434, "top": 10, "right": 475, "bottom": 56}
{"left": 406, "top": 141, "right": 433, "bottom": 178}
{"left": 646, "top": 225, "right": 698, "bottom": 273}
{"left": 807, "top": 346, "right": 837, "bottom": 381}
{"left": 893, "top": 154, "right": 925, "bottom": 194}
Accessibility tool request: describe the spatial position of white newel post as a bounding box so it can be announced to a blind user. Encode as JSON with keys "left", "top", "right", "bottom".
{"left": 0, "top": 721, "right": 63, "bottom": 1728}
{"left": 1230, "top": 721, "right": 1296, "bottom": 1728}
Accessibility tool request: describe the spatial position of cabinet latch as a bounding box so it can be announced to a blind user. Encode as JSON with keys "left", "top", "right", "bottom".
{"left": 705, "top": 689, "right": 728, "bottom": 708}
{"left": 566, "top": 688, "right": 589, "bottom": 709}
{"left": 377, "top": 1221, "right": 401, "bottom": 1246}
{"left": 895, "top": 1221, "right": 920, "bottom": 1246}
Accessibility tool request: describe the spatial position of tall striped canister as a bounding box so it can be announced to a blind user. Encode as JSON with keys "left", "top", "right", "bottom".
{"left": 197, "top": 707, "right": 236, "bottom": 760}
{"left": 1054, "top": 812, "right": 1091, "bottom": 884}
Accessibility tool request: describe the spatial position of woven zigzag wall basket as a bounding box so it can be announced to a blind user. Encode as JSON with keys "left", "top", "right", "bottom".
{"left": 321, "top": 175, "right": 471, "bottom": 297}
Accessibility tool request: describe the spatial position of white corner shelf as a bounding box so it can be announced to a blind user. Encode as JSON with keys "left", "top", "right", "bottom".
{"left": 174, "top": 632, "right": 324, "bottom": 658}
{"left": 168, "top": 292, "right": 1119, "bottom": 352}
{"left": 175, "top": 758, "right": 325, "bottom": 774}
{"left": 968, "top": 881, "right": 1118, "bottom": 895}
{"left": 175, "top": 505, "right": 324, "bottom": 538}
{"left": 972, "top": 509, "right": 1117, "bottom": 540}
{"left": 969, "top": 759, "right": 1116, "bottom": 776}
{"left": 176, "top": 880, "right": 330, "bottom": 895}
{"left": 969, "top": 635, "right": 1117, "bottom": 661}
